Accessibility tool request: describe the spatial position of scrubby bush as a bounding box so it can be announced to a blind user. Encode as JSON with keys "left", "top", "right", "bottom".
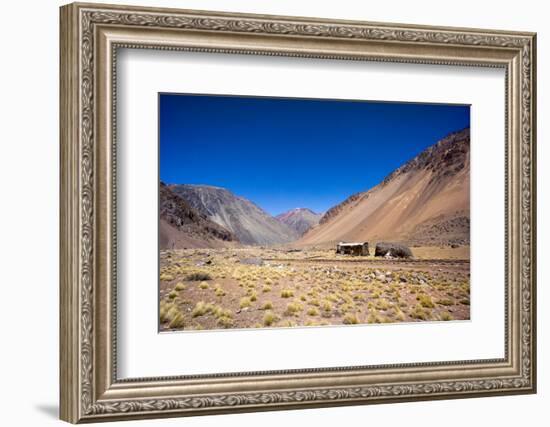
{"left": 417, "top": 294, "right": 435, "bottom": 308}
{"left": 168, "top": 311, "right": 185, "bottom": 328}
{"left": 281, "top": 289, "right": 294, "bottom": 298}
{"left": 410, "top": 304, "right": 430, "bottom": 320}
{"left": 285, "top": 301, "right": 303, "bottom": 316}
{"left": 263, "top": 311, "right": 277, "bottom": 327}
{"left": 239, "top": 297, "right": 252, "bottom": 309}
{"left": 217, "top": 315, "right": 234, "bottom": 328}
{"left": 343, "top": 313, "right": 359, "bottom": 324}
{"left": 191, "top": 301, "right": 208, "bottom": 317}
{"left": 307, "top": 307, "right": 320, "bottom": 316}
{"left": 440, "top": 311, "right": 453, "bottom": 321}
{"left": 186, "top": 272, "right": 212, "bottom": 281}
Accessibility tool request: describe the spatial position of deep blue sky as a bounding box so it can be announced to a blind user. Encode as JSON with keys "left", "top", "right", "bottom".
{"left": 159, "top": 94, "right": 469, "bottom": 216}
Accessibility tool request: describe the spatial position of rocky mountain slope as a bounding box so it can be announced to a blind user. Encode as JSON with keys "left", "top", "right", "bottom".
{"left": 276, "top": 208, "right": 322, "bottom": 235}
{"left": 169, "top": 184, "right": 299, "bottom": 246}
{"left": 159, "top": 183, "right": 236, "bottom": 249}
{"left": 299, "top": 128, "right": 470, "bottom": 247}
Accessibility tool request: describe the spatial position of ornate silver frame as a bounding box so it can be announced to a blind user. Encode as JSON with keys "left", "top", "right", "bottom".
{"left": 60, "top": 2, "right": 537, "bottom": 423}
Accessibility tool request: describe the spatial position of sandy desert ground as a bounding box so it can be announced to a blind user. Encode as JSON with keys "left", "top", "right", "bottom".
{"left": 159, "top": 247, "right": 470, "bottom": 331}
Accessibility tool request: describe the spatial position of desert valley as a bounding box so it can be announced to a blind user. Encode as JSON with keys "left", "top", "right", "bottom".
{"left": 159, "top": 128, "right": 471, "bottom": 331}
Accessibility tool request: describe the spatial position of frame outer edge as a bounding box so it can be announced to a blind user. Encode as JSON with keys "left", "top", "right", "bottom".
{"left": 60, "top": 2, "right": 537, "bottom": 422}
{"left": 529, "top": 33, "right": 537, "bottom": 393}
{"left": 60, "top": 3, "right": 81, "bottom": 424}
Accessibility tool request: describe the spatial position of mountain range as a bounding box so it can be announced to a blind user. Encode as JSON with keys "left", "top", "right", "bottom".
{"left": 275, "top": 208, "right": 322, "bottom": 235}
{"left": 168, "top": 184, "right": 299, "bottom": 246}
{"left": 159, "top": 127, "right": 470, "bottom": 249}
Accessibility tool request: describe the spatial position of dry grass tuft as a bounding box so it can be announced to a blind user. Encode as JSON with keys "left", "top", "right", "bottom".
{"left": 191, "top": 301, "right": 208, "bottom": 317}
{"left": 343, "top": 313, "right": 359, "bottom": 324}
{"left": 285, "top": 301, "right": 303, "bottom": 316}
{"left": 440, "top": 311, "right": 453, "bottom": 321}
{"left": 321, "top": 300, "right": 332, "bottom": 317}
{"left": 239, "top": 297, "right": 252, "bottom": 309}
{"left": 281, "top": 289, "right": 294, "bottom": 298}
{"left": 410, "top": 304, "right": 430, "bottom": 320}
{"left": 307, "top": 307, "right": 320, "bottom": 316}
{"left": 168, "top": 311, "right": 185, "bottom": 328}
{"left": 367, "top": 312, "right": 383, "bottom": 324}
{"left": 263, "top": 311, "right": 277, "bottom": 327}
{"left": 417, "top": 294, "right": 435, "bottom": 308}
{"left": 217, "top": 315, "right": 234, "bottom": 328}
{"left": 186, "top": 272, "right": 212, "bottom": 281}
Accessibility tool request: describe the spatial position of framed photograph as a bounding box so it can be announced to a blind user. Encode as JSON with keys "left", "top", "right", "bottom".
{"left": 60, "top": 2, "right": 537, "bottom": 423}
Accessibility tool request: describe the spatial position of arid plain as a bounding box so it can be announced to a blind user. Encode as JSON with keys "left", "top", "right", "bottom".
{"left": 159, "top": 246, "right": 470, "bottom": 331}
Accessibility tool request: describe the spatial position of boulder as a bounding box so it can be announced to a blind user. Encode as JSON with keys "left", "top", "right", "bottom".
{"left": 374, "top": 242, "right": 413, "bottom": 258}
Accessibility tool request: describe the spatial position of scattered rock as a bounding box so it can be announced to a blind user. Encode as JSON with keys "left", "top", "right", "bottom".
{"left": 375, "top": 242, "right": 413, "bottom": 258}
{"left": 399, "top": 276, "right": 408, "bottom": 283}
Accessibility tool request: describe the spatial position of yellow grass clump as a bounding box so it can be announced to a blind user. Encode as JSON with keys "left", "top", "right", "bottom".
{"left": 343, "top": 313, "right": 359, "bottom": 325}
{"left": 285, "top": 301, "right": 303, "bottom": 316}
{"left": 281, "top": 289, "right": 294, "bottom": 298}
{"left": 417, "top": 294, "right": 435, "bottom": 308}
{"left": 440, "top": 311, "right": 453, "bottom": 321}
{"left": 191, "top": 301, "right": 208, "bottom": 317}
{"left": 410, "top": 304, "right": 430, "bottom": 320}
{"left": 321, "top": 300, "right": 332, "bottom": 317}
{"left": 217, "top": 315, "right": 234, "bottom": 328}
{"left": 169, "top": 312, "right": 185, "bottom": 328}
{"left": 263, "top": 311, "right": 277, "bottom": 327}
{"left": 307, "top": 307, "right": 320, "bottom": 316}
{"left": 239, "top": 297, "right": 252, "bottom": 309}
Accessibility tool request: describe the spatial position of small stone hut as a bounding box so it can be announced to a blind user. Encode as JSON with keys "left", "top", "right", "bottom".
{"left": 336, "top": 242, "right": 369, "bottom": 256}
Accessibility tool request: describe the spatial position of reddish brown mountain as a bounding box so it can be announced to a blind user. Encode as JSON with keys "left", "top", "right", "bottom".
{"left": 299, "top": 128, "right": 470, "bottom": 248}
